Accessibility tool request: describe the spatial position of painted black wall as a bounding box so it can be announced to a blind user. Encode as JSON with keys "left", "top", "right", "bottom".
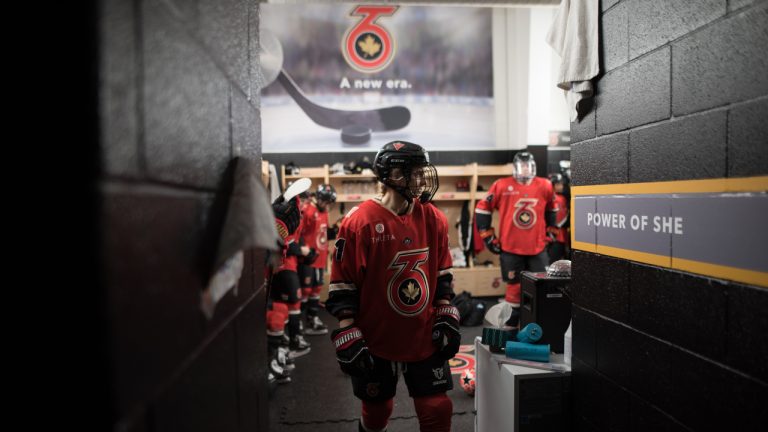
{"left": 98, "top": 0, "right": 267, "bottom": 430}
{"left": 569, "top": 1, "right": 768, "bottom": 430}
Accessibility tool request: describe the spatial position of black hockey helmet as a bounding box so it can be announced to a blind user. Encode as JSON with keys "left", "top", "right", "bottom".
{"left": 548, "top": 173, "right": 564, "bottom": 185}
{"left": 373, "top": 141, "right": 439, "bottom": 203}
{"left": 316, "top": 183, "right": 337, "bottom": 203}
{"left": 513, "top": 151, "right": 536, "bottom": 184}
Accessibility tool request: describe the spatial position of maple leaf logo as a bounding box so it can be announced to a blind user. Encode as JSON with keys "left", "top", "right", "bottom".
{"left": 358, "top": 35, "right": 381, "bottom": 58}
{"left": 520, "top": 213, "right": 530, "bottom": 223}
{"left": 401, "top": 281, "right": 420, "bottom": 302}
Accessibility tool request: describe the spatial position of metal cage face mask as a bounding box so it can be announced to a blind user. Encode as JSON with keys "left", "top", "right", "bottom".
{"left": 387, "top": 163, "right": 439, "bottom": 204}
{"left": 514, "top": 159, "right": 536, "bottom": 183}
{"left": 408, "top": 164, "right": 439, "bottom": 204}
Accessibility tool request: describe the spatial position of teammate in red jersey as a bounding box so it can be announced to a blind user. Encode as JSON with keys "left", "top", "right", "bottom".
{"left": 298, "top": 183, "right": 337, "bottom": 335}
{"left": 270, "top": 192, "right": 312, "bottom": 359}
{"left": 326, "top": 141, "right": 460, "bottom": 432}
{"left": 546, "top": 173, "right": 569, "bottom": 263}
{"left": 266, "top": 194, "right": 304, "bottom": 384}
{"left": 475, "top": 151, "right": 557, "bottom": 329}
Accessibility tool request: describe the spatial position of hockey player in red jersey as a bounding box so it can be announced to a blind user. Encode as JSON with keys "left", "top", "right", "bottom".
{"left": 298, "top": 183, "right": 337, "bottom": 335}
{"left": 270, "top": 193, "right": 312, "bottom": 359}
{"left": 546, "top": 173, "right": 569, "bottom": 263}
{"left": 326, "top": 141, "right": 460, "bottom": 432}
{"left": 475, "top": 151, "right": 557, "bottom": 329}
{"left": 266, "top": 194, "right": 305, "bottom": 384}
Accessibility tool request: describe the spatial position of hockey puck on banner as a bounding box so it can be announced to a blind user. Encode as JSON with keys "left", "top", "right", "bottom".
{"left": 341, "top": 125, "right": 372, "bottom": 144}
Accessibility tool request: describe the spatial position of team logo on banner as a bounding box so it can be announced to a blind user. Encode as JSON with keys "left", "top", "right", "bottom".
{"left": 342, "top": 5, "right": 399, "bottom": 73}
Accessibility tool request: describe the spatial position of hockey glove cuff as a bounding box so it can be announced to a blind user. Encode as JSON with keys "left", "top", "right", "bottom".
{"left": 331, "top": 325, "right": 375, "bottom": 377}
{"left": 479, "top": 229, "right": 501, "bottom": 254}
{"left": 272, "top": 196, "right": 301, "bottom": 238}
{"left": 432, "top": 305, "right": 461, "bottom": 361}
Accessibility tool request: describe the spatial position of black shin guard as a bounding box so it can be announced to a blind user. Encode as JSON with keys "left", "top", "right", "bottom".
{"left": 288, "top": 314, "right": 301, "bottom": 338}
{"left": 307, "top": 298, "right": 320, "bottom": 318}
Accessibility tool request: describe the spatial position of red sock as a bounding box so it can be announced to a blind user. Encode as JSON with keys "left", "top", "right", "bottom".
{"left": 361, "top": 398, "right": 393, "bottom": 431}
{"left": 413, "top": 393, "right": 452, "bottom": 432}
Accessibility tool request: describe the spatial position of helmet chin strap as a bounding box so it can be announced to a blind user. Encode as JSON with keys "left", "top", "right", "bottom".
{"left": 383, "top": 174, "right": 417, "bottom": 204}
{"left": 391, "top": 183, "right": 415, "bottom": 204}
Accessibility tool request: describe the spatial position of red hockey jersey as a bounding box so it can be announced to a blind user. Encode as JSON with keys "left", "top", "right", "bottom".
{"left": 275, "top": 219, "right": 303, "bottom": 273}
{"left": 300, "top": 201, "right": 330, "bottom": 269}
{"left": 330, "top": 199, "right": 453, "bottom": 362}
{"left": 475, "top": 176, "right": 555, "bottom": 255}
{"left": 553, "top": 193, "right": 568, "bottom": 244}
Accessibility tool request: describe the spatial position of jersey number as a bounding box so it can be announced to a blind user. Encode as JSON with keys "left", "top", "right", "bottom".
{"left": 386, "top": 248, "right": 430, "bottom": 317}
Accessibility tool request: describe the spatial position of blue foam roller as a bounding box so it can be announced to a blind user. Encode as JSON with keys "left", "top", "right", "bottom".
{"left": 505, "top": 341, "right": 550, "bottom": 362}
{"left": 517, "top": 323, "right": 543, "bottom": 343}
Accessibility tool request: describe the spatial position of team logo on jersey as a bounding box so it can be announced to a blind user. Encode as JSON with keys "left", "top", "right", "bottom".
{"left": 386, "top": 248, "right": 430, "bottom": 316}
{"left": 403, "top": 237, "right": 412, "bottom": 245}
{"left": 485, "top": 194, "right": 494, "bottom": 203}
{"left": 375, "top": 223, "right": 385, "bottom": 233}
{"left": 317, "top": 223, "right": 328, "bottom": 251}
{"left": 513, "top": 198, "right": 538, "bottom": 229}
{"left": 507, "top": 186, "right": 513, "bottom": 191}
{"left": 342, "top": 5, "right": 399, "bottom": 73}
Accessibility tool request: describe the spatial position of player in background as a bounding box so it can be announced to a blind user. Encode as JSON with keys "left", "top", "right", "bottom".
{"left": 546, "top": 173, "right": 569, "bottom": 263}
{"left": 475, "top": 151, "right": 557, "bottom": 329}
{"left": 298, "top": 183, "right": 337, "bottom": 335}
{"left": 326, "top": 141, "right": 460, "bottom": 432}
{"left": 269, "top": 190, "right": 313, "bottom": 359}
{"left": 266, "top": 194, "right": 303, "bottom": 384}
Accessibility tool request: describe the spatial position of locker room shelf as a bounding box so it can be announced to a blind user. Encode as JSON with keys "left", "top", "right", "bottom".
{"left": 280, "top": 163, "right": 514, "bottom": 299}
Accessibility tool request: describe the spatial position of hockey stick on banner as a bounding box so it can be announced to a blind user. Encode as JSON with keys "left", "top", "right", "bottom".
{"left": 277, "top": 68, "right": 411, "bottom": 143}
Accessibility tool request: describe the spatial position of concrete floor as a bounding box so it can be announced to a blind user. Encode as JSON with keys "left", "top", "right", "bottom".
{"left": 268, "top": 308, "right": 487, "bottom": 432}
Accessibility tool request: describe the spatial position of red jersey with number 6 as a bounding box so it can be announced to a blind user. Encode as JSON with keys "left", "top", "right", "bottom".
{"left": 300, "top": 201, "right": 330, "bottom": 269}
{"left": 475, "top": 176, "right": 555, "bottom": 255}
{"left": 330, "top": 199, "right": 453, "bottom": 362}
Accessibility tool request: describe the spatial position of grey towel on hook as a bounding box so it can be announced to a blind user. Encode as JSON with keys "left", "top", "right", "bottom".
{"left": 546, "top": 0, "right": 600, "bottom": 121}
{"left": 201, "top": 157, "right": 280, "bottom": 319}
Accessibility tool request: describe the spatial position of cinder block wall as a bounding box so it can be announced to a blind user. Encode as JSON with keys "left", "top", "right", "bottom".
{"left": 99, "top": 0, "right": 266, "bottom": 430}
{"left": 569, "top": 1, "right": 767, "bottom": 430}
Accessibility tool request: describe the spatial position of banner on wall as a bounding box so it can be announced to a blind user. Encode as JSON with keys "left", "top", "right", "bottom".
{"left": 261, "top": 4, "right": 494, "bottom": 153}
{"left": 571, "top": 177, "right": 768, "bottom": 288}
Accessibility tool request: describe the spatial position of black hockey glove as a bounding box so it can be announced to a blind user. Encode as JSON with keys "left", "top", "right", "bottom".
{"left": 304, "top": 247, "right": 318, "bottom": 265}
{"left": 272, "top": 196, "right": 301, "bottom": 240}
{"left": 479, "top": 228, "right": 501, "bottom": 254}
{"left": 331, "top": 325, "right": 374, "bottom": 377}
{"left": 432, "top": 304, "right": 461, "bottom": 361}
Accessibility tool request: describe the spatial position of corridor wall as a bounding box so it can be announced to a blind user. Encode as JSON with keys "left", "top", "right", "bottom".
{"left": 568, "top": 1, "right": 767, "bottom": 431}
